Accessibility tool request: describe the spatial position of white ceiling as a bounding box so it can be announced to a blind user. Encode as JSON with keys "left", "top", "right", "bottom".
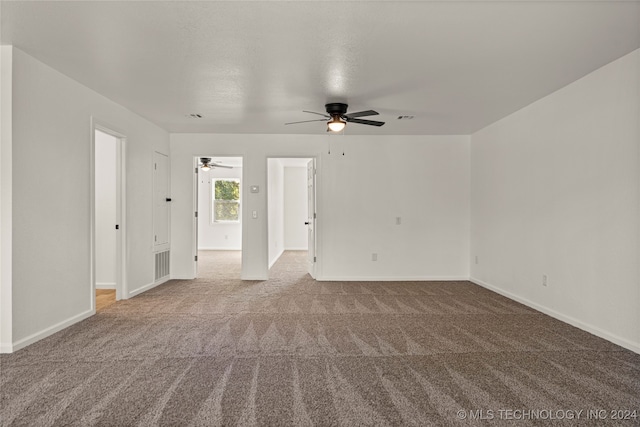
{"left": 275, "top": 158, "right": 313, "bottom": 168}
{"left": 2, "top": 1, "right": 639, "bottom": 135}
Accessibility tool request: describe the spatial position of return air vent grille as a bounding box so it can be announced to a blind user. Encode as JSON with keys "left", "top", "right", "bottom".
{"left": 155, "top": 250, "right": 170, "bottom": 281}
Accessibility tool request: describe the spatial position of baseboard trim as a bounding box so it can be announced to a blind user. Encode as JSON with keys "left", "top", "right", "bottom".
{"left": 284, "top": 247, "right": 308, "bottom": 251}
{"left": 268, "top": 249, "right": 284, "bottom": 269}
{"left": 0, "top": 342, "right": 14, "bottom": 353}
{"left": 470, "top": 277, "right": 640, "bottom": 355}
{"left": 96, "top": 282, "right": 116, "bottom": 289}
{"left": 10, "top": 308, "right": 95, "bottom": 353}
{"left": 127, "top": 277, "right": 170, "bottom": 298}
{"left": 170, "top": 275, "right": 195, "bottom": 280}
{"left": 241, "top": 275, "right": 268, "bottom": 281}
{"left": 317, "top": 276, "right": 470, "bottom": 282}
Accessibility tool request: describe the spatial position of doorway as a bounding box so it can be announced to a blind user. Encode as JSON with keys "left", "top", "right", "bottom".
{"left": 267, "top": 157, "right": 316, "bottom": 278}
{"left": 194, "top": 156, "right": 243, "bottom": 279}
{"left": 92, "top": 124, "right": 126, "bottom": 311}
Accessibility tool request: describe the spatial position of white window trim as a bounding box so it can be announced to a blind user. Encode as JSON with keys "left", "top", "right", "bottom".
{"left": 211, "top": 178, "right": 241, "bottom": 224}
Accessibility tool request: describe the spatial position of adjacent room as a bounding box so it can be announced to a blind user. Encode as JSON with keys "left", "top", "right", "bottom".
{"left": 1, "top": 1, "right": 639, "bottom": 425}
{"left": 94, "top": 129, "right": 119, "bottom": 311}
{"left": 267, "top": 157, "right": 313, "bottom": 273}
{"left": 196, "top": 156, "right": 244, "bottom": 280}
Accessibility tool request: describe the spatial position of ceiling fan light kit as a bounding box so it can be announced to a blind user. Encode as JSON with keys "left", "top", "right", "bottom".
{"left": 327, "top": 115, "right": 346, "bottom": 132}
{"left": 200, "top": 157, "right": 212, "bottom": 171}
{"left": 285, "top": 103, "right": 385, "bottom": 132}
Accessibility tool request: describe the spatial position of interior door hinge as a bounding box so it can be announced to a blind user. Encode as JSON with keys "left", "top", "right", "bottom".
{"left": 195, "top": 167, "right": 198, "bottom": 173}
{"left": 195, "top": 255, "right": 198, "bottom": 261}
{"left": 154, "top": 235, "right": 157, "bottom": 241}
{"left": 314, "top": 256, "right": 316, "bottom": 262}
{"left": 155, "top": 163, "right": 157, "bottom": 170}
{"left": 195, "top": 211, "right": 198, "bottom": 218}
{"left": 314, "top": 212, "right": 317, "bottom": 219}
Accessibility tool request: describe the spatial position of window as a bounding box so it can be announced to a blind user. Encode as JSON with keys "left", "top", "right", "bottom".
{"left": 212, "top": 178, "right": 240, "bottom": 222}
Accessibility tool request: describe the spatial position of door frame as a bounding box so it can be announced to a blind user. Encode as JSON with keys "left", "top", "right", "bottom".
{"left": 265, "top": 156, "right": 318, "bottom": 278}
{"left": 306, "top": 158, "right": 317, "bottom": 278}
{"left": 90, "top": 118, "right": 127, "bottom": 308}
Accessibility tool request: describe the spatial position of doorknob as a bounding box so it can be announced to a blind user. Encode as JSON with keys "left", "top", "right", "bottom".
{"left": 304, "top": 222, "right": 309, "bottom": 225}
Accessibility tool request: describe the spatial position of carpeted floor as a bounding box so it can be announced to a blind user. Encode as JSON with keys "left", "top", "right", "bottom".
{"left": 1, "top": 250, "right": 639, "bottom": 426}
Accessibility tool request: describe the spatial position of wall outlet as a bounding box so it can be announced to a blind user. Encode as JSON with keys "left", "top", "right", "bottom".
{"left": 372, "top": 253, "right": 378, "bottom": 261}
{"left": 542, "top": 275, "right": 548, "bottom": 287}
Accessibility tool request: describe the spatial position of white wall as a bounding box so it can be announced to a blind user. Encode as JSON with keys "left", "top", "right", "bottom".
{"left": 1, "top": 46, "right": 14, "bottom": 351}
{"left": 268, "top": 159, "right": 285, "bottom": 267}
{"left": 94, "top": 130, "right": 117, "bottom": 288}
{"left": 3, "top": 48, "right": 169, "bottom": 351}
{"left": 197, "top": 165, "right": 243, "bottom": 250}
{"left": 170, "top": 134, "right": 470, "bottom": 281}
{"left": 284, "top": 167, "right": 308, "bottom": 250}
{"left": 470, "top": 49, "right": 640, "bottom": 352}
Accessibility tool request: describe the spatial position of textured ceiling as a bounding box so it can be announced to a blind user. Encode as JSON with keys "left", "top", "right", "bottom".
{"left": 2, "top": 1, "right": 639, "bottom": 135}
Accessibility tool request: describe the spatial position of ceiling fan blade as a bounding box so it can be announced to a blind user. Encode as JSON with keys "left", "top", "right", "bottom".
{"left": 211, "top": 163, "right": 233, "bottom": 169}
{"left": 302, "top": 110, "right": 330, "bottom": 118}
{"left": 344, "top": 110, "right": 379, "bottom": 119}
{"left": 285, "top": 119, "right": 328, "bottom": 125}
{"left": 346, "top": 118, "right": 385, "bottom": 127}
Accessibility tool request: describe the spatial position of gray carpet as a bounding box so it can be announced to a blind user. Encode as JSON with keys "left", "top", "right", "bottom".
{"left": 1, "top": 250, "right": 639, "bottom": 426}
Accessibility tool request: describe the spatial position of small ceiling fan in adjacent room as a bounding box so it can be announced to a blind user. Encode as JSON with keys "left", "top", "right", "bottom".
{"left": 285, "top": 103, "right": 385, "bottom": 132}
{"left": 199, "top": 158, "right": 233, "bottom": 171}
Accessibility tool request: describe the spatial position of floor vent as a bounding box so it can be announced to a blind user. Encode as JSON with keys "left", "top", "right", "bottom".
{"left": 155, "top": 250, "right": 170, "bottom": 281}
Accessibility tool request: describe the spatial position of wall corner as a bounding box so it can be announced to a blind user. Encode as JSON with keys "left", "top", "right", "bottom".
{"left": 0, "top": 45, "right": 14, "bottom": 351}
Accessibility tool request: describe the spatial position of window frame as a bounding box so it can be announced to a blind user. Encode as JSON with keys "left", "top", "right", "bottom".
{"left": 211, "top": 177, "right": 241, "bottom": 224}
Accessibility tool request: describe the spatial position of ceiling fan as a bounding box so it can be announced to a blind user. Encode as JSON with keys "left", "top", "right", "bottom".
{"left": 199, "top": 158, "right": 233, "bottom": 171}
{"left": 285, "top": 103, "right": 385, "bottom": 132}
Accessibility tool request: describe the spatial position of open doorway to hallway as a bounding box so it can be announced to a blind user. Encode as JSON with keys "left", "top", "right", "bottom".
{"left": 92, "top": 126, "right": 126, "bottom": 311}
{"left": 195, "top": 156, "right": 243, "bottom": 279}
{"left": 267, "top": 157, "right": 315, "bottom": 278}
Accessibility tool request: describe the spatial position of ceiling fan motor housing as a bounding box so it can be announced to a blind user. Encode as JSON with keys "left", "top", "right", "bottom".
{"left": 325, "top": 103, "right": 348, "bottom": 117}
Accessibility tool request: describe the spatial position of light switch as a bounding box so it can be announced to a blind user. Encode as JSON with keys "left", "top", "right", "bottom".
{"left": 252, "top": 210, "right": 258, "bottom": 219}
{"left": 250, "top": 185, "right": 259, "bottom": 193}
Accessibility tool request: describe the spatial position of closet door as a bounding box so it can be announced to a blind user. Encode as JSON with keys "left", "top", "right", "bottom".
{"left": 153, "top": 151, "right": 170, "bottom": 249}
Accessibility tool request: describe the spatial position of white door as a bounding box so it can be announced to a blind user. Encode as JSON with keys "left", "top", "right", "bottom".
{"left": 153, "top": 152, "right": 170, "bottom": 248}
{"left": 307, "top": 159, "right": 316, "bottom": 278}
{"left": 93, "top": 125, "right": 127, "bottom": 302}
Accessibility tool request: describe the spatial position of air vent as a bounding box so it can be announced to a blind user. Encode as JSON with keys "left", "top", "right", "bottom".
{"left": 155, "top": 250, "right": 170, "bottom": 281}
{"left": 186, "top": 113, "right": 203, "bottom": 119}
{"left": 397, "top": 115, "right": 414, "bottom": 120}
